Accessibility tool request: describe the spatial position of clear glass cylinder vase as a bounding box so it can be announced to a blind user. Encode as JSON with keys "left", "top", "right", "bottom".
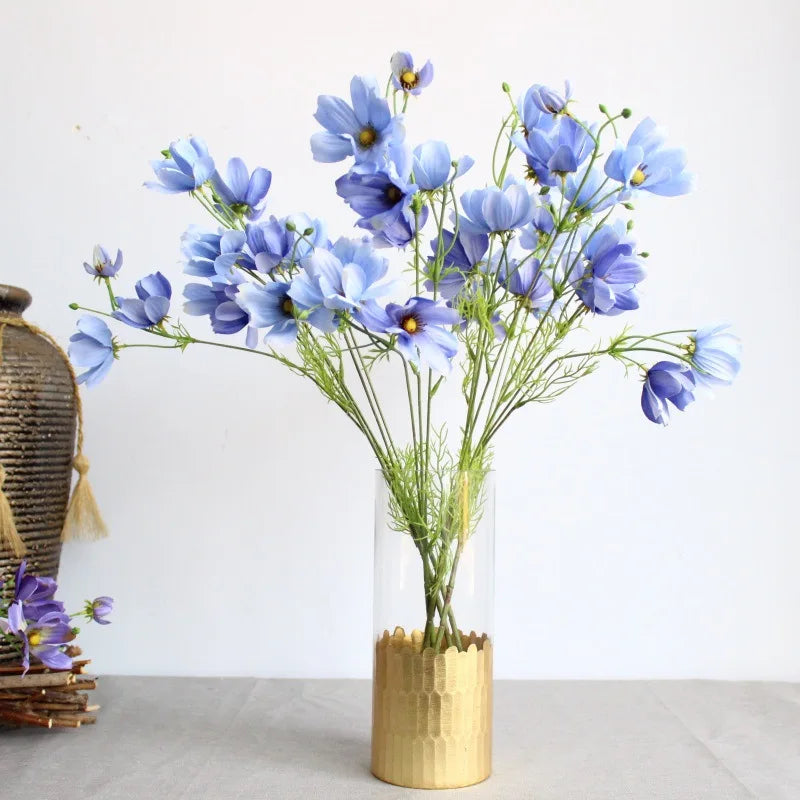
{"left": 371, "top": 468, "right": 494, "bottom": 789}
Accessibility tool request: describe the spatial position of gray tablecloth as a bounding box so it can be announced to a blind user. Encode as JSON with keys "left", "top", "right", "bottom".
{"left": 1, "top": 678, "right": 798, "bottom": 799}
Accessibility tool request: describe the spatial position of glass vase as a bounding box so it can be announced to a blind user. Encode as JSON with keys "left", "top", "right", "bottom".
{"left": 371, "top": 468, "right": 494, "bottom": 789}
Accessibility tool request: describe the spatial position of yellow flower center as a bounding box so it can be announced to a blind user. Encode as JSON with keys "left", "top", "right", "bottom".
{"left": 401, "top": 70, "right": 418, "bottom": 88}
{"left": 401, "top": 316, "right": 418, "bottom": 334}
{"left": 28, "top": 631, "right": 42, "bottom": 647}
{"left": 358, "top": 127, "right": 377, "bottom": 147}
{"left": 281, "top": 298, "right": 293, "bottom": 314}
{"left": 631, "top": 167, "right": 646, "bottom": 186}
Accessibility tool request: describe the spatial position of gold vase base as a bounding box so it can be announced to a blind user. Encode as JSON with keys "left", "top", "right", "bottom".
{"left": 371, "top": 626, "right": 493, "bottom": 789}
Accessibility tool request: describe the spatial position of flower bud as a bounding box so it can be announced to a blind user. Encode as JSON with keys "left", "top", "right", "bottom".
{"left": 285, "top": 220, "right": 297, "bottom": 232}
{"left": 621, "top": 108, "right": 632, "bottom": 119}
{"left": 598, "top": 103, "right": 608, "bottom": 114}
{"left": 302, "top": 227, "right": 314, "bottom": 236}
{"left": 501, "top": 82, "right": 511, "bottom": 93}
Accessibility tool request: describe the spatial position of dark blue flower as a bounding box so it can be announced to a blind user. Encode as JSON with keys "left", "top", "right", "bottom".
{"left": 499, "top": 258, "right": 553, "bottom": 314}
{"left": 244, "top": 214, "right": 329, "bottom": 274}
{"left": 83, "top": 245, "right": 122, "bottom": 279}
{"left": 10, "top": 560, "right": 64, "bottom": 624}
{"left": 425, "top": 229, "right": 489, "bottom": 299}
{"left": 605, "top": 118, "right": 693, "bottom": 196}
{"left": 459, "top": 178, "right": 535, "bottom": 234}
{"left": 571, "top": 223, "right": 645, "bottom": 315}
{"left": 113, "top": 272, "right": 172, "bottom": 329}
{"left": 68, "top": 316, "right": 116, "bottom": 387}
{"left": 641, "top": 361, "right": 696, "bottom": 425}
{"left": 515, "top": 116, "right": 594, "bottom": 186}
{"left": 362, "top": 297, "right": 460, "bottom": 374}
{"left": 311, "top": 76, "right": 402, "bottom": 165}
{"left": 390, "top": 51, "right": 434, "bottom": 95}
{"left": 146, "top": 137, "right": 214, "bottom": 194}
{"left": 211, "top": 158, "right": 272, "bottom": 220}
{"left": 183, "top": 281, "right": 255, "bottom": 345}
{"left": 690, "top": 324, "right": 741, "bottom": 390}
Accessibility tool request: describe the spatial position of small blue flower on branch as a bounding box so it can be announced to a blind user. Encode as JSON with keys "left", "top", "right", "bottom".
{"left": 112, "top": 272, "right": 172, "bottom": 329}
{"left": 412, "top": 141, "right": 473, "bottom": 191}
{"left": 390, "top": 52, "right": 434, "bottom": 96}
{"left": 145, "top": 137, "right": 215, "bottom": 194}
{"left": 459, "top": 178, "right": 535, "bottom": 235}
{"left": 690, "top": 324, "right": 741, "bottom": 390}
{"left": 236, "top": 281, "right": 300, "bottom": 344}
{"left": 83, "top": 245, "right": 122, "bottom": 279}
{"left": 68, "top": 316, "right": 116, "bottom": 387}
{"left": 211, "top": 158, "right": 272, "bottom": 220}
{"left": 641, "top": 361, "right": 696, "bottom": 425}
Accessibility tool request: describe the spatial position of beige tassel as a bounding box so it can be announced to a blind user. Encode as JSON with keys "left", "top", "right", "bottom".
{"left": 0, "top": 464, "right": 26, "bottom": 557}
{"left": 61, "top": 454, "right": 108, "bottom": 542}
{"left": 0, "top": 315, "right": 108, "bottom": 543}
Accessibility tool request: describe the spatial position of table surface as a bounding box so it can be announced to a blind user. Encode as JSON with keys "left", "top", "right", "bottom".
{"left": 1, "top": 677, "right": 798, "bottom": 799}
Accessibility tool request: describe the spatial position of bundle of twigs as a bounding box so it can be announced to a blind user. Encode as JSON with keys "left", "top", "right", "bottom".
{"left": 0, "top": 650, "right": 99, "bottom": 728}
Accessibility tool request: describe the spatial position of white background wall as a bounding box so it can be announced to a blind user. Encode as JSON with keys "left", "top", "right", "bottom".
{"left": 1, "top": 0, "right": 796, "bottom": 680}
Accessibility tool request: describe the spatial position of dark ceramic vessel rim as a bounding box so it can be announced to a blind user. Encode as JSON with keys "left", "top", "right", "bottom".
{"left": 0, "top": 285, "right": 32, "bottom": 316}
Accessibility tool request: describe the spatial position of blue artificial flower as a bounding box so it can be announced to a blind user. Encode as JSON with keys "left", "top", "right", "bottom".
{"left": 413, "top": 141, "right": 473, "bottom": 191}
{"left": 690, "top": 324, "right": 741, "bottom": 389}
{"left": 515, "top": 87, "right": 558, "bottom": 138}
{"left": 68, "top": 316, "right": 116, "bottom": 387}
{"left": 83, "top": 245, "right": 122, "bottom": 279}
{"left": 515, "top": 116, "right": 594, "bottom": 186}
{"left": 335, "top": 144, "right": 428, "bottom": 247}
{"left": 527, "top": 81, "right": 572, "bottom": 115}
{"left": 10, "top": 560, "right": 64, "bottom": 624}
{"left": 88, "top": 596, "right": 114, "bottom": 625}
{"left": 459, "top": 177, "right": 535, "bottom": 234}
{"left": 605, "top": 118, "right": 693, "bottom": 196}
{"left": 641, "top": 361, "right": 696, "bottom": 425}
{"left": 499, "top": 257, "right": 553, "bottom": 314}
{"left": 183, "top": 281, "right": 256, "bottom": 346}
{"left": 425, "top": 229, "right": 489, "bottom": 299}
{"left": 236, "top": 280, "right": 299, "bottom": 344}
{"left": 146, "top": 137, "right": 214, "bottom": 194}
{"left": 20, "top": 611, "right": 74, "bottom": 672}
{"left": 571, "top": 222, "right": 645, "bottom": 315}
{"left": 390, "top": 51, "right": 434, "bottom": 95}
{"left": 563, "top": 165, "right": 623, "bottom": 214}
{"left": 245, "top": 214, "right": 329, "bottom": 274}
{"left": 211, "top": 158, "right": 272, "bottom": 220}
{"left": 289, "top": 238, "right": 396, "bottom": 332}
{"left": 113, "top": 272, "right": 172, "bottom": 329}
{"left": 362, "top": 297, "right": 460, "bottom": 374}
{"left": 311, "top": 76, "right": 402, "bottom": 165}
{"left": 182, "top": 226, "right": 223, "bottom": 279}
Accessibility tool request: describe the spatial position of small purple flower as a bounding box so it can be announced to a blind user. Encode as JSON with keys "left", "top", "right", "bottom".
{"left": 425, "top": 229, "right": 489, "bottom": 300}
{"left": 22, "top": 611, "right": 74, "bottom": 672}
{"left": 390, "top": 51, "right": 434, "bottom": 95}
{"left": 113, "top": 272, "right": 172, "bottom": 329}
{"left": 499, "top": 258, "right": 553, "bottom": 314}
{"left": 146, "top": 137, "right": 215, "bottom": 194}
{"left": 89, "top": 596, "right": 114, "bottom": 625}
{"left": 183, "top": 282, "right": 256, "bottom": 346}
{"left": 83, "top": 245, "right": 122, "bottom": 279}
{"left": 69, "top": 316, "right": 116, "bottom": 387}
{"left": 516, "top": 116, "right": 594, "bottom": 186}
{"left": 245, "top": 214, "right": 329, "bottom": 274}
{"left": 641, "top": 361, "right": 696, "bottom": 425}
{"left": 11, "top": 560, "right": 63, "bottom": 623}
{"left": 211, "top": 158, "right": 272, "bottom": 220}
{"left": 363, "top": 297, "right": 460, "bottom": 374}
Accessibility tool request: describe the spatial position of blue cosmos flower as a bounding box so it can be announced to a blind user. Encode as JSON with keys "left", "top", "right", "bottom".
{"left": 515, "top": 87, "right": 558, "bottom": 138}
{"left": 527, "top": 81, "right": 572, "bottom": 115}
{"left": 563, "top": 166, "right": 623, "bottom": 214}
{"left": 362, "top": 297, "right": 460, "bottom": 374}
{"left": 182, "top": 226, "right": 223, "bottom": 279}
{"left": 236, "top": 281, "right": 300, "bottom": 344}
{"left": 211, "top": 158, "right": 272, "bottom": 220}
{"left": 605, "top": 118, "right": 693, "bottom": 196}
{"left": 335, "top": 144, "right": 428, "bottom": 247}
{"left": 20, "top": 611, "right": 74, "bottom": 672}
{"left": 289, "top": 238, "right": 396, "bottom": 330}
{"left": 413, "top": 141, "right": 473, "bottom": 190}
{"left": 10, "top": 560, "right": 63, "bottom": 624}
{"left": 145, "top": 137, "right": 214, "bottom": 193}
{"left": 244, "top": 214, "right": 329, "bottom": 274}
{"left": 519, "top": 202, "right": 557, "bottom": 249}
{"left": 571, "top": 222, "right": 645, "bottom": 315}
{"left": 516, "top": 116, "right": 594, "bottom": 186}
{"left": 311, "top": 76, "right": 402, "bottom": 165}
{"left": 499, "top": 257, "right": 553, "bottom": 314}
{"left": 69, "top": 316, "right": 116, "bottom": 387}
{"left": 690, "top": 324, "right": 741, "bottom": 390}
{"left": 459, "top": 177, "right": 535, "bottom": 234}
{"left": 390, "top": 51, "right": 434, "bottom": 95}
{"left": 425, "top": 229, "right": 489, "bottom": 300}
{"left": 83, "top": 245, "right": 122, "bottom": 279}
{"left": 113, "top": 272, "right": 172, "bottom": 329}
{"left": 183, "top": 282, "right": 256, "bottom": 346}
{"left": 641, "top": 361, "right": 696, "bottom": 425}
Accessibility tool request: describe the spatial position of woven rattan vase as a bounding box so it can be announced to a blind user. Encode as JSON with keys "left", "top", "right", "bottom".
{"left": 0, "top": 285, "right": 76, "bottom": 661}
{"left": 371, "top": 470, "right": 495, "bottom": 789}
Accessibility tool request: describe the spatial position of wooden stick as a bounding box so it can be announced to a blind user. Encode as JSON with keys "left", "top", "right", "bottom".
{"left": 63, "top": 679, "right": 96, "bottom": 692}
{"left": 0, "top": 709, "right": 53, "bottom": 728}
{"left": 0, "top": 673, "right": 74, "bottom": 690}
{"left": 0, "top": 659, "right": 91, "bottom": 676}
{"left": 50, "top": 712, "right": 96, "bottom": 726}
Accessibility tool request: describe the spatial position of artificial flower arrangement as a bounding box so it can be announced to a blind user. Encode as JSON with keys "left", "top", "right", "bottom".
{"left": 0, "top": 560, "right": 112, "bottom": 672}
{"left": 67, "top": 51, "right": 739, "bottom": 787}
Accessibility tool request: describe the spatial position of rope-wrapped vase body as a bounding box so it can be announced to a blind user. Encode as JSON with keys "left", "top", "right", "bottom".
{"left": 0, "top": 286, "right": 76, "bottom": 661}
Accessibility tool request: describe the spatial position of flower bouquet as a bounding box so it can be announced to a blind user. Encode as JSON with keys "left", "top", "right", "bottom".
{"left": 68, "top": 51, "right": 740, "bottom": 787}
